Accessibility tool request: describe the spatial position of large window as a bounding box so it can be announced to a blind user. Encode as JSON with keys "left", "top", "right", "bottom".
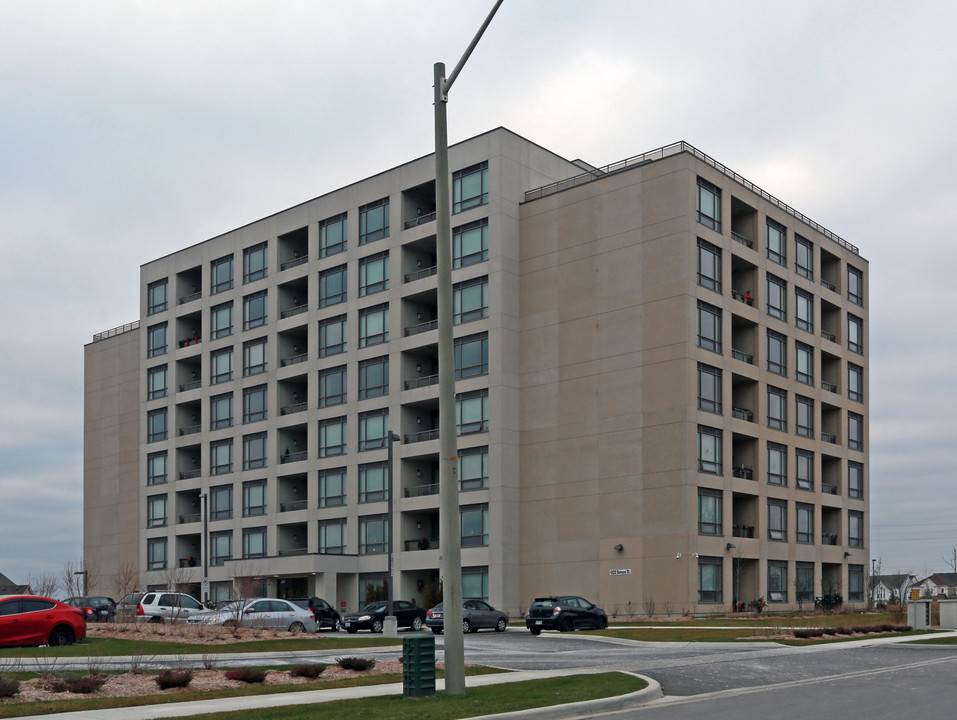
{"left": 698, "top": 556, "right": 722, "bottom": 603}
{"left": 463, "top": 567, "right": 489, "bottom": 602}
{"left": 243, "top": 432, "right": 267, "bottom": 470}
{"left": 243, "top": 337, "right": 267, "bottom": 376}
{"left": 147, "top": 451, "right": 167, "bottom": 486}
{"left": 696, "top": 178, "right": 721, "bottom": 232}
{"left": 147, "top": 494, "right": 167, "bottom": 528}
{"left": 147, "top": 279, "right": 168, "bottom": 315}
{"left": 461, "top": 504, "right": 489, "bottom": 547}
{"left": 359, "top": 251, "right": 389, "bottom": 296}
{"left": 796, "top": 449, "right": 814, "bottom": 491}
{"left": 848, "top": 461, "right": 864, "bottom": 499}
{"left": 359, "top": 515, "right": 388, "bottom": 554}
{"left": 319, "top": 518, "right": 346, "bottom": 554}
{"left": 457, "top": 389, "right": 488, "bottom": 435}
{"left": 767, "top": 386, "right": 787, "bottom": 431}
{"left": 319, "top": 265, "right": 347, "bottom": 307}
{"left": 319, "top": 213, "right": 347, "bottom": 257}
{"left": 210, "top": 439, "right": 232, "bottom": 475}
{"left": 319, "top": 314, "right": 347, "bottom": 356}
{"left": 767, "top": 330, "right": 787, "bottom": 376}
{"left": 147, "top": 323, "right": 167, "bottom": 358}
{"left": 453, "top": 277, "right": 488, "bottom": 325}
{"left": 210, "top": 347, "right": 233, "bottom": 385}
{"left": 697, "top": 363, "right": 722, "bottom": 414}
{"left": 795, "top": 342, "right": 813, "bottom": 385}
{"left": 848, "top": 564, "right": 864, "bottom": 601}
{"left": 455, "top": 333, "right": 489, "bottom": 380}
{"left": 147, "top": 365, "right": 168, "bottom": 400}
{"left": 210, "top": 484, "right": 232, "bottom": 520}
{"left": 242, "top": 479, "right": 267, "bottom": 517}
{"left": 358, "top": 408, "right": 389, "bottom": 451}
{"left": 795, "top": 235, "right": 813, "bottom": 279}
{"left": 319, "top": 467, "right": 346, "bottom": 507}
{"left": 697, "top": 488, "right": 722, "bottom": 535}
{"left": 147, "top": 408, "right": 167, "bottom": 443}
{"left": 319, "top": 365, "right": 347, "bottom": 407}
{"left": 848, "top": 363, "right": 864, "bottom": 402}
{"left": 210, "top": 392, "right": 233, "bottom": 430}
{"left": 459, "top": 446, "right": 489, "bottom": 491}
{"left": 768, "top": 499, "right": 787, "bottom": 541}
{"left": 766, "top": 219, "right": 786, "bottom": 265}
{"left": 453, "top": 219, "right": 489, "bottom": 268}
{"left": 242, "top": 527, "right": 266, "bottom": 559}
{"left": 211, "top": 302, "right": 233, "bottom": 339}
{"left": 767, "top": 274, "right": 787, "bottom": 320}
{"left": 768, "top": 442, "right": 787, "bottom": 486}
{"left": 243, "top": 242, "right": 268, "bottom": 283}
{"left": 319, "top": 416, "right": 347, "bottom": 457}
{"left": 848, "top": 314, "right": 864, "bottom": 354}
{"left": 359, "top": 461, "right": 388, "bottom": 503}
{"left": 243, "top": 384, "right": 267, "bottom": 423}
{"left": 796, "top": 562, "right": 814, "bottom": 603}
{"left": 358, "top": 304, "right": 389, "bottom": 347}
{"left": 796, "top": 395, "right": 814, "bottom": 438}
{"left": 453, "top": 161, "right": 488, "bottom": 213}
{"left": 697, "top": 238, "right": 721, "bottom": 293}
{"left": 848, "top": 266, "right": 864, "bottom": 306}
{"left": 211, "top": 255, "right": 233, "bottom": 294}
{"left": 243, "top": 290, "right": 267, "bottom": 330}
{"left": 697, "top": 301, "right": 722, "bottom": 353}
{"left": 767, "top": 561, "right": 788, "bottom": 603}
{"left": 796, "top": 503, "right": 814, "bottom": 544}
{"left": 210, "top": 531, "right": 232, "bottom": 566}
{"left": 795, "top": 289, "right": 814, "bottom": 333}
{"left": 697, "top": 425, "right": 722, "bottom": 475}
{"left": 849, "top": 510, "right": 864, "bottom": 548}
{"left": 848, "top": 412, "right": 864, "bottom": 450}
{"left": 359, "top": 197, "right": 389, "bottom": 244}
{"left": 359, "top": 356, "right": 389, "bottom": 399}
{"left": 147, "top": 538, "right": 167, "bottom": 571}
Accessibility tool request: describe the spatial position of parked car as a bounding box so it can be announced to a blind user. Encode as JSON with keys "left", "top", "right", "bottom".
{"left": 342, "top": 600, "right": 427, "bottom": 633}
{"left": 525, "top": 596, "right": 608, "bottom": 634}
{"left": 63, "top": 596, "right": 116, "bottom": 623}
{"left": 186, "top": 598, "right": 317, "bottom": 632}
{"left": 426, "top": 599, "right": 508, "bottom": 634}
{"left": 0, "top": 595, "right": 87, "bottom": 647}
{"left": 120, "top": 591, "right": 205, "bottom": 623}
{"left": 289, "top": 597, "right": 341, "bottom": 631}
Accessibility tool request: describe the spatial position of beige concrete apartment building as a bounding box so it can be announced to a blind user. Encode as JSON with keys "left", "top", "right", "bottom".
{"left": 84, "top": 128, "right": 869, "bottom": 616}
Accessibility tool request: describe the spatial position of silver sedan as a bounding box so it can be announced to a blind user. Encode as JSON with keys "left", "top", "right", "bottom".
{"left": 186, "top": 598, "right": 317, "bottom": 633}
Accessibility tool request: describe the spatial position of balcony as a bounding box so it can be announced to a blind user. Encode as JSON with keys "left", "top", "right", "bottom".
{"left": 280, "top": 255, "right": 308, "bottom": 271}
{"left": 403, "top": 537, "right": 440, "bottom": 551}
{"left": 821, "top": 483, "right": 838, "bottom": 495}
{"left": 179, "top": 513, "right": 200, "bottom": 524}
{"left": 731, "top": 348, "right": 753, "bottom": 364}
{"left": 405, "top": 429, "right": 440, "bottom": 444}
{"left": 179, "top": 424, "right": 201, "bottom": 436}
{"left": 404, "top": 211, "right": 436, "bottom": 230}
{"left": 278, "top": 547, "right": 308, "bottom": 557}
{"left": 179, "top": 469, "right": 201, "bottom": 480}
{"left": 280, "top": 402, "right": 307, "bottom": 416}
{"left": 731, "top": 231, "right": 753, "bottom": 249}
{"left": 821, "top": 533, "right": 838, "bottom": 545}
{"left": 405, "top": 265, "right": 438, "bottom": 283}
{"left": 280, "top": 305, "right": 308, "bottom": 320}
{"left": 405, "top": 483, "right": 439, "bottom": 498}
{"left": 732, "top": 466, "right": 753, "bottom": 480}
{"left": 732, "top": 407, "right": 754, "bottom": 422}
{"left": 280, "top": 499, "right": 308, "bottom": 512}
{"left": 731, "top": 290, "right": 754, "bottom": 306}
{"left": 404, "top": 374, "right": 439, "bottom": 391}
{"left": 281, "top": 451, "right": 308, "bottom": 464}
{"left": 732, "top": 525, "right": 755, "bottom": 538}
{"left": 179, "top": 290, "right": 202, "bottom": 305}
{"left": 405, "top": 319, "right": 438, "bottom": 337}
{"left": 281, "top": 353, "right": 308, "bottom": 367}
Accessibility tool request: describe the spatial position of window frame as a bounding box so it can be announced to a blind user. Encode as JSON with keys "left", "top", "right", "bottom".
{"left": 796, "top": 503, "right": 814, "bottom": 544}
{"left": 147, "top": 408, "right": 167, "bottom": 443}
{"left": 147, "top": 494, "right": 168, "bottom": 528}
{"left": 319, "top": 264, "right": 348, "bottom": 307}
{"left": 319, "top": 365, "right": 347, "bottom": 407}
{"left": 767, "top": 442, "right": 787, "bottom": 486}
{"left": 795, "top": 395, "right": 814, "bottom": 439}
{"left": 456, "top": 389, "right": 488, "bottom": 435}
{"left": 455, "top": 332, "right": 489, "bottom": 380}
{"left": 210, "top": 347, "right": 233, "bottom": 385}
{"left": 358, "top": 356, "right": 389, "bottom": 400}
{"left": 242, "top": 432, "right": 268, "bottom": 470}
{"left": 848, "top": 510, "right": 864, "bottom": 548}
{"left": 358, "top": 461, "right": 389, "bottom": 503}
{"left": 848, "top": 314, "right": 864, "bottom": 354}
{"left": 453, "top": 161, "right": 489, "bottom": 213}
{"left": 210, "top": 531, "right": 232, "bottom": 566}
{"left": 242, "top": 479, "right": 267, "bottom": 517}
{"left": 768, "top": 499, "right": 787, "bottom": 541}
{"left": 147, "top": 537, "right": 167, "bottom": 571}
{"left": 319, "top": 518, "right": 346, "bottom": 553}
{"left": 697, "top": 556, "right": 723, "bottom": 603}
{"left": 243, "top": 242, "right": 268, "bottom": 284}
{"left": 319, "top": 467, "right": 347, "bottom": 507}
{"left": 211, "top": 255, "right": 234, "bottom": 294}
{"left": 848, "top": 266, "right": 864, "bottom": 306}
{"left": 767, "top": 330, "right": 787, "bottom": 376}
{"left": 210, "top": 484, "right": 232, "bottom": 520}
{"left": 795, "top": 235, "right": 813, "bottom": 279}
{"left": 461, "top": 504, "right": 489, "bottom": 547}
{"left": 147, "top": 365, "right": 168, "bottom": 400}
{"left": 358, "top": 304, "right": 389, "bottom": 347}
{"left": 319, "top": 416, "right": 347, "bottom": 457}
{"left": 147, "top": 279, "right": 168, "bottom": 315}
{"left": 242, "top": 526, "right": 267, "bottom": 559}
{"left": 697, "top": 301, "right": 722, "bottom": 353}
{"left": 795, "top": 288, "right": 814, "bottom": 333}
{"left": 319, "top": 213, "right": 347, "bottom": 258}
{"left": 796, "top": 448, "right": 814, "bottom": 491}
{"left": 767, "top": 560, "right": 788, "bottom": 603}
{"left": 243, "top": 337, "right": 267, "bottom": 377}
{"left": 453, "top": 218, "right": 489, "bottom": 268}
{"left": 243, "top": 384, "right": 267, "bottom": 423}
{"left": 795, "top": 341, "right": 814, "bottom": 385}
{"left": 453, "top": 276, "right": 489, "bottom": 325}
{"left": 767, "top": 386, "right": 787, "bottom": 431}
{"left": 848, "top": 412, "right": 864, "bottom": 450}
{"left": 210, "top": 302, "right": 233, "bottom": 339}
{"left": 848, "top": 461, "right": 864, "bottom": 499}
{"left": 358, "top": 251, "right": 390, "bottom": 296}
{"left": 319, "top": 314, "right": 348, "bottom": 357}
{"left": 209, "top": 438, "right": 233, "bottom": 475}
{"left": 697, "top": 363, "right": 722, "bottom": 414}
{"left": 459, "top": 446, "right": 489, "bottom": 491}
{"left": 697, "top": 425, "right": 722, "bottom": 475}
{"left": 243, "top": 290, "right": 268, "bottom": 330}
{"left": 359, "top": 197, "right": 390, "bottom": 245}
{"left": 697, "top": 488, "right": 722, "bottom": 535}
{"left": 358, "top": 408, "right": 389, "bottom": 451}
{"left": 766, "top": 274, "right": 787, "bottom": 321}
{"left": 848, "top": 363, "right": 864, "bottom": 402}
{"left": 210, "top": 392, "right": 233, "bottom": 430}
{"left": 359, "top": 514, "right": 389, "bottom": 554}
{"left": 147, "top": 323, "right": 168, "bottom": 358}
{"left": 697, "top": 238, "right": 722, "bottom": 293}
{"left": 147, "top": 451, "right": 167, "bottom": 486}
{"left": 766, "top": 219, "right": 786, "bottom": 266}
{"left": 696, "top": 178, "right": 721, "bottom": 232}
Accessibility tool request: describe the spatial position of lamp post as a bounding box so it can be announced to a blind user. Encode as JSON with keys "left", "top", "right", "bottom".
{"left": 871, "top": 558, "right": 877, "bottom": 610}
{"left": 433, "top": 0, "right": 504, "bottom": 696}
{"left": 385, "top": 430, "right": 400, "bottom": 636}
{"left": 73, "top": 570, "right": 88, "bottom": 596}
{"left": 199, "top": 492, "right": 209, "bottom": 605}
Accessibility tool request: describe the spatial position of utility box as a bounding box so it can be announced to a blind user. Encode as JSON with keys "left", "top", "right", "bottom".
{"left": 938, "top": 599, "right": 957, "bottom": 629}
{"left": 907, "top": 600, "right": 933, "bottom": 629}
{"left": 402, "top": 634, "right": 436, "bottom": 697}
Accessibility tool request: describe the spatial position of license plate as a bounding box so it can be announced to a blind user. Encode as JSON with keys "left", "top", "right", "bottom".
{"left": 344, "top": 621, "right": 351, "bottom": 626}
{"left": 535, "top": 620, "right": 542, "bottom": 625}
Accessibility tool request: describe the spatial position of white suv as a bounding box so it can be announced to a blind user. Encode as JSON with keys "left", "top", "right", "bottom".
{"left": 133, "top": 592, "right": 205, "bottom": 623}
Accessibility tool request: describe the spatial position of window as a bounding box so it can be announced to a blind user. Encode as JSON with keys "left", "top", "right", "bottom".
{"left": 461, "top": 504, "right": 489, "bottom": 547}
{"left": 359, "top": 197, "right": 389, "bottom": 244}
{"left": 848, "top": 412, "right": 863, "bottom": 450}
{"left": 210, "top": 438, "right": 232, "bottom": 475}
{"left": 698, "top": 556, "right": 722, "bottom": 603}
{"left": 795, "top": 235, "right": 813, "bottom": 279}
{"left": 848, "top": 314, "right": 864, "bottom": 354}
{"left": 319, "top": 467, "right": 346, "bottom": 507}
{"left": 210, "top": 302, "right": 233, "bottom": 339}
{"left": 768, "top": 499, "right": 787, "bottom": 541}
{"left": 796, "top": 395, "right": 814, "bottom": 438}
{"left": 319, "top": 314, "right": 347, "bottom": 356}
{"left": 455, "top": 333, "right": 488, "bottom": 379}
{"left": 697, "top": 488, "right": 722, "bottom": 535}
{"left": 463, "top": 567, "right": 489, "bottom": 602}
{"left": 319, "top": 265, "right": 347, "bottom": 307}
{"left": 795, "top": 342, "right": 813, "bottom": 385}
{"left": 767, "top": 561, "right": 788, "bottom": 602}
{"left": 319, "top": 518, "right": 346, "bottom": 554}
{"left": 849, "top": 510, "right": 864, "bottom": 548}
{"left": 696, "top": 178, "right": 721, "bottom": 232}
{"left": 697, "top": 301, "right": 722, "bottom": 353}
{"left": 319, "top": 416, "right": 347, "bottom": 457}
{"left": 767, "top": 274, "right": 787, "bottom": 320}
{"left": 697, "top": 425, "right": 722, "bottom": 475}
{"left": 210, "top": 347, "right": 233, "bottom": 385}
{"left": 358, "top": 251, "right": 390, "bottom": 296}
{"left": 453, "top": 219, "right": 489, "bottom": 268}
{"left": 359, "top": 304, "right": 389, "bottom": 347}
{"left": 147, "top": 538, "right": 167, "bottom": 571}
{"left": 243, "top": 290, "right": 267, "bottom": 330}
{"left": 359, "top": 515, "right": 388, "bottom": 554}
{"left": 147, "top": 365, "right": 167, "bottom": 400}
{"left": 796, "top": 449, "right": 814, "bottom": 491}
{"left": 319, "top": 365, "right": 347, "bottom": 407}
{"left": 147, "top": 408, "right": 167, "bottom": 442}
{"left": 697, "top": 238, "right": 721, "bottom": 293}
{"left": 210, "top": 531, "right": 232, "bottom": 566}
{"left": 767, "top": 387, "right": 787, "bottom": 431}
{"left": 242, "top": 527, "right": 266, "bottom": 559}
{"left": 766, "top": 219, "right": 786, "bottom": 265}
{"left": 459, "top": 446, "right": 489, "bottom": 491}
{"left": 358, "top": 408, "right": 389, "bottom": 451}
{"left": 147, "top": 279, "right": 168, "bottom": 315}
{"left": 848, "top": 363, "right": 863, "bottom": 402}
{"left": 768, "top": 442, "right": 787, "bottom": 486}
{"left": 147, "top": 495, "right": 167, "bottom": 528}
{"left": 848, "top": 266, "right": 863, "bottom": 305}
{"left": 243, "top": 479, "right": 267, "bottom": 516}
{"left": 767, "top": 330, "right": 787, "bottom": 375}
{"left": 241, "top": 337, "right": 267, "bottom": 377}
{"left": 796, "top": 503, "right": 814, "bottom": 544}
{"left": 243, "top": 384, "right": 267, "bottom": 423}
{"left": 359, "top": 356, "right": 388, "bottom": 399}
{"left": 453, "top": 276, "right": 488, "bottom": 325}
{"left": 320, "top": 213, "right": 347, "bottom": 257}
{"left": 457, "top": 389, "right": 488, "bottom": 435}
{"left": 210, "top": 484, "right": 232, "bottom": 520}
{"left": 795, "top": 289, "right": 813, "bottom": 333}
{"left": 453, "top": 161, "right": 488, "bottom": 213}
{"left": 243, "top": 242, "right": 267, "bottom": 283}
{"left": 243, "top": 432, "right": 267, "bottom": 470}
{"left": 210, "top": 392, "right": 233, "bottom": 429}
{"left": 211, "top": 255, "right": 233, "bottom": 294}
{"left": 848, "top": 461, "right": 864, "bottom": 499}
{"left": 359, "top": 461, "right": 389, "bottom": 503}
{"left": 147, "top": 323, "right": 167, "bottom": 358}
{"left": 147, "top": 451, "right": 167, "bottom": 485}
{"left": 697, "top": 363, "right": 722, "bottom": 413}
{"left": 848, "top": 564, "right": 864, "bottom": 601}
{"left": 796, "top": 562, "right": 814, "bottom": 603}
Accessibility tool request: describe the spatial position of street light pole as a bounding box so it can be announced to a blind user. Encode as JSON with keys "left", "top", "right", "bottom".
{"left": 385, "top": 431, "right": 400, "bottom": 636}
{"left": 199, "top": 493, "right": 209, "bottom": 605}
{"left": 433, "top": 0, "right": 505, "bottom": 696}
{"left": 73, "top": 570, "right": 88, "bottom": 596}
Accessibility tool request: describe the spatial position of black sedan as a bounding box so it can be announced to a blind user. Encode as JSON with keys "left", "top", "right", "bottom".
{"left": 342, "top": 600, "right": 427, "bottom": 633}
{"left": 289, "top": 597, "right": 341, "bottom": 632}
{"left": 525, "top": 596, "right": 608, "bottom": 634}
{"left": 63, "top": 596, "right": 116, "bottom": 623}
{"left": 426, "top": 599, "right": 508, "bottom": 634}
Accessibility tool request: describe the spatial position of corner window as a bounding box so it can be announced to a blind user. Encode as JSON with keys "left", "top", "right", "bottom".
{"left": 697, "top": 363, "right": 722, "bottom": 414}
{"left": 848, "top": 510, "right": 864, "bottom": 548}
{"left": 243, "top": 242, "right": 268, "bottom": 283}
{"left": 358, "top": 408, "right": 389, "bottom": 451}
{"left": 359, "top": 197, "right": 389, "bottom": 244}
{"left": 243, "top": 290, "right": 267, "bottom": 330}
{"left": 147, "top": 365, "right": 168, "bottom": 400}
{"left": 147, "top": 323, "right": 168, "bottom": 358}
{"left": 453, "top": 162, "right": 489, "bottom": 213}
{"left": 768, "top": 499, "right": 787, "bottom": 541}
{"left": 319, "top": 265, "right": 347, "bottom": 307}
{"left": 359, "top": 356, "right": 389, "bottom": 399}
{"left": 242, "top": 479, "right": 267, "bottom": 516}
{"left": 767, "top": 442, "right": 787, "bottom": 486}
{"left": 767, "top": 387, "right": 787, "bottom": 431}
{"left": 453, "top": 277, "right": 488, "bottom": 325}
{"left": 696, "top": 178, "right": 721, "bottom": 232}
{"left": 796, "top": 449, "right": 814, "bottom": 491}
{"left": 767, "top": 561, "right": 788, "bottom": 602}
{"left": 848, "top": 314, "right": 864, "bottom": 354}
{"left": 243, "top": 384, "right": 267, "bottom": 423}
{"left": 319, "top": 518, "right": 346, "bottom": 554}
{"left": 453, "top": 219, "right": 489, "bottom": 268}
{"left": 697, "top": 425, "right": 722, "bottom": 475}
{"left": 210, "top": 438, "right": 233, "bottom": 475}
{"left": 319, "top": 365, "right": 347, "bottom": 407}
{"left": 210, "top": 302, "right": 233, "bottom": 339}
{"left": 457, "top": 389, "right": 488, "bottom": 435}
{"left": 766, "top": 219, "right": 786, "bottom": 266}
{"left": 359, "top": 304, "right": 389, "bottom": 347}
{"left": 697, "top": 556, "right": 722, "bottom": 603}
{"left": 848, "top": 564, "right": 864, "bottom": 601}
{"left": 211, "top": 255, "right": 234, "bottom": 294}
{"left": 243, "top": 337, "right": 267, "bottom": 377}
{"left": 243, "top": 432, "right": 267, "bottom": 470}
{"left": 767, "top": 330, "right": 787, "bottom": 376}
{"left": 459, "top": 446, "right": 489, "bottom": 491}
{"left": 848, "top": 461, "right": 864, "bottom": 499}
{"left": 697, "top": 238, "right": 721, "bottom": 293}
{"left": 359, "top": 461, "right": 389, "bottom": 503}
{"left": 795, "top": 235, "right": 813, "bottom": 279}
{"left": 767, "top": 274, "right": 787, "bottom": 321}
{"left": 461, "top": 504, "right": 489, "bottom": 547}
{"left": 848, "top": 266, "right": 863, "bottom": 306}
{"left": 319, "top": 468, "right": 346, "bottom": 507}
{"left": 848, "top": 412, "right": 863, "bottom": 451}
{"left": 697, "top": 488, "right": 722, "bottom": 535}
{"left": 147, "top": 279, "right": 168, "bottom": 315}
{"left": 455, "top": 333, "right": 489, "bottom": 380}
{"left": 796, "top": 503, "right": 814, "bottom": 544}
{"left": 697, "top": 301, "right": 722, "bottom": 353}
{"left": 848, "top": 363, "right": 864, "bottom": 402}
{"left": 319, "top": 416, "right": 347, "bottom": 457}
{"left": 319, "top": 314, "right": 347, "bottom": 357}
{"left": 319, "top": 213, "right": 347, "bottom": 257}
{"left": 147, "top": 408, "right": 167, "bottom": 443}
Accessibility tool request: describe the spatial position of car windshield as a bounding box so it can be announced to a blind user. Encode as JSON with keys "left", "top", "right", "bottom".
{"left": 215, "top": 601, "right": 243, "bottom": 613}
{"left": 531, "top": 599, "right": 557, "bottom": 608}
{"left": 361, "top": 603, "right": 386, "bottom": 613}
{"left": 89, "top": 598, "right": 112, "bottom": 608}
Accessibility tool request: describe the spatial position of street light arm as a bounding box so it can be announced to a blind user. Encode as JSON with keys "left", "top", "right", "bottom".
{"left": 442, "top": 0, "right": 505, "bottom": 99}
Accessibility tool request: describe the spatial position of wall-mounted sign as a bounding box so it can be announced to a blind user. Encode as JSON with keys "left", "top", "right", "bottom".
{"left": 609, "top": 569, "right": 632, "bottom": 576}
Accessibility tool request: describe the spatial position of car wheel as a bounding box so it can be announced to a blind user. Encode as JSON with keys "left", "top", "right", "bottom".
{"left": 347, "top": 628, "right": 358, "bottom": 634}
{"left": 462, "top": 619, "right": 471, "bottom": 633}
{"left": 529, "top": 626, "right": 542, "bottom": 636}
{"left": 560, "top": 618, "right": 574, "bottom": 632}
{"left": 412, "top": 617, "right": 424, "bottom": 631}
{"left": 372, "top": 619, "right": 384, "bottom": 633}
{"left": 48, "top": 625, "right": 75, "bottom": 647}
{"left": 599, "top": 617, "right": 608, "bottom": 630}
{"left": 432, "top": 627, "right": 443, "bottom": 635}
{"left": 330, "top": 618, "right": 341, "bottom": 632}
{"left": 288, "top": 622, "right": 306, "bottom": 633}
{"left": 149, "top": 616, "right": 164, "bottom": 624}
{"left": 495, "top": 618, "right": 507, "bottom": 632}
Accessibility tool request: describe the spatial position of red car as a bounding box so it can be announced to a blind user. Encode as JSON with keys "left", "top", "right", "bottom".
{"left": 0, "top": 595, "right": 87, "bottom": 647}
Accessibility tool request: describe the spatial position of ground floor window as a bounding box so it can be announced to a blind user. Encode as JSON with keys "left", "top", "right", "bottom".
{"left": 698, "top": 556, "right": 722, "bottom": 603}
{"left": 463, "top": 567, "right": 489, "bottom": 601}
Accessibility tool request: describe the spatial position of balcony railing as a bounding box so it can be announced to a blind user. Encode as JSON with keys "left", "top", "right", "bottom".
{"left": 404, "top": 374, "right": 439, "bottom": 390}
{"left": 821, "top": 432, "right": 838, "bottom": 444}
{"left": 179, "top": 424, "right": 201, "bottom": 436}
{"left": 179, "top": 291, "right": 202, "bottom": 305}
{"left": 405, "top": 429, "right": 440, "bottom": 444}
{"left": 179, "top": 469, "right": 201, "bottom": 480}
{"left": 178, "top": 337, "right": 201, "bottom": 349}
{"left": 403, "top": 537, "right": 440, "bottom": 551}
{"left": 821, "top": 483, "right": 838, "bottom": 495}
{"left": 279, "top": 548, "right": 308, "bottom": 556}
{"left": 404, "top": 211, "right": 436, "bottom": 229}
{"left": 731, "top": 348, "right": 754, "bottom": 364}
{"left": 821, "top": 381, "right": 838, "bottom": 393}
{"left": 732, "top": 525, "right": 755, "bottom": 538}
{"left": 821, "top": 330, "right": 837, "bottom": 342}
{"left": 280, "top": 305, "right": 308, "bottom": 319}
{"left": 821, "top": 533, "right": 838, "bottom": 545}
{"left": 732, "top": 407, "right": 754, "bottom": 422}
{"left": 731, "top": 290, "right": 754, "bottom": 305}
{"left": 179, "top": 380, "right": 201, "bottom": 392}
{"left": 280, "top": 255, "right": 308, "bottom": 271}
{"left": 281, "top": 451, "right": 308, "bottom": 464}
{"left": 405, "top": 483, "right": 440, "bottom": 498}
{"left": 280, "top": 402, "right": 307, "bottom": 415}
{"left": 731, "top": 231, "right": 753, "bottom": 249}
{"left": 732, "top": 466, "right": 753, "bottom": 480}
{"left": 92, "top": 320, "right": 140, "bottom": 342}
{"left": 281, "top": 353, "right": 308, "bottom": 367}
{"left": 280, "top": 499, "right": 308, "bottom": 512}
{"left": 404, "top": 265, "right": 438, "bottom": 283}
{"left": 820, "top": 279, "right": 836, "bottom": 292}
{"left": 178, "top": 557, "right": 199, "bottom": 568}
{"left": 179, "top": 513, "right": 200, "bottom": 524}
{"left": 405, "top": 319, "right": 438, "bottom": 337}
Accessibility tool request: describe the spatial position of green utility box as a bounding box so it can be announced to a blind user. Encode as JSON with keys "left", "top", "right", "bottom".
{"left": 402, "top": 634, "right": 436, "bottom": 697}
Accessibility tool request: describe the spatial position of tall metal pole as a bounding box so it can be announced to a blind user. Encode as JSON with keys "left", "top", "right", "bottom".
{"left": 199, "top": 492, "right": 209, "bottom": 605}
{"left": 433, "top": 0, "right": 505, "bottom": 697}
{"left": 386, "top": 431, "right": 400, "bottom": 633}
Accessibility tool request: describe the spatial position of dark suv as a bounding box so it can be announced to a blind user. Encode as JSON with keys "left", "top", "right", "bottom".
{"left": 525, "top": 596, "right": 608, "bottom": 634}
{"left": 289, "top": 597, "right": 341, "bottom": 631}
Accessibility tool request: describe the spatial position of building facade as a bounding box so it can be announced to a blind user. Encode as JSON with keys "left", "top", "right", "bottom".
{"left": 84, "top": 129, "right": 869, "bottom": 615}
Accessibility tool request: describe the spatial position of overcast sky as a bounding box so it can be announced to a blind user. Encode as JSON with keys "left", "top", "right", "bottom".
{"left": 2, "top": 0, "right": 955, "bottom": 587}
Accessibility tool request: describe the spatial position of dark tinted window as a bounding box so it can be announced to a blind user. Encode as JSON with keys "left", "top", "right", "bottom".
{"left": 0, "top": 599, "right": 20, "bottom": 616}
{"left": 159, "top": 594, "right": 179, "bottom": 606}
{"left": 21, "top": 599, "right": 55, "bottom": 612}
{"left": 142, "top": 593, "right": 156, "bottom": 604}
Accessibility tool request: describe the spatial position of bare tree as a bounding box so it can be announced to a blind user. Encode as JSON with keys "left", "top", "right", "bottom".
{"left": 112, "top": 561, "right": 140, "bottom": 602}
{"left": 27, "top": 573, "right": 59, "bottom": 598}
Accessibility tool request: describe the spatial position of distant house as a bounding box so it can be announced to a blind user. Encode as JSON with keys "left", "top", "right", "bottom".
{"left": 872, "top": 574, "right": 918, "bottom": 604}
{"left": 917, "top": 573, "right": 957, "bottom": 599}
{"left": 0, "top": 571, "right": 30, "bottom": 594}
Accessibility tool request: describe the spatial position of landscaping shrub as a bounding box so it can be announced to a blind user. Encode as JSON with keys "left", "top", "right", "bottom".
{"left": 0, "top": 678, "right": 20, "bottom": 698}
{"left": 225, "top": 668, "right": 268, "bottom": 684}
{"left": 39, "top": 678, "right": 69, "bottom": 693}
{"left": 65, "top": 676, "right": 108, "bottom": 694}
{"left": 793, "top": 628, "right": 826, "bottom": 639}
{"left": 834, "top": 626, "right": 854, "bottom": 635}
{"left": 336, "top": 657, "right": 376, "bottom": 671}
{"left": 155, "top": 670, "right": 194, "bottom": 690}
{"left": 290, "top": 664, "right": 326, "bottom": 679}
